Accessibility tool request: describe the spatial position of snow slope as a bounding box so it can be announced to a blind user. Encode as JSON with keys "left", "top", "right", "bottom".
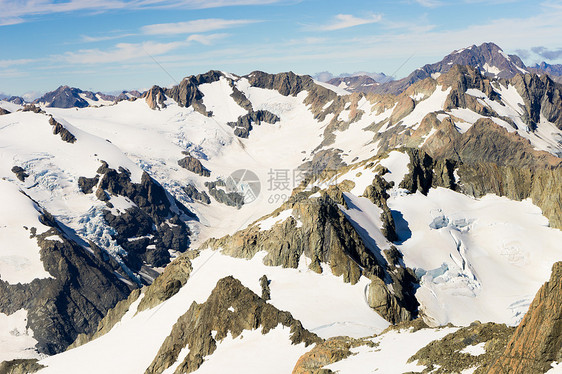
{"left": 389, "top": 188, "right": 562, "bottom": 326}
{"left": 0, "top": 179, "right": 52, "bottom": 284}
{"left": 37, "top": 249, "right": 389, "bottom": 373}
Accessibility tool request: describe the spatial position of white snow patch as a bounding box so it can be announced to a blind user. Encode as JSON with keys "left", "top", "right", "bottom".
{"left": 325, "top": 327, "right": 458, "bottom": 374}
{"left": 400, "top": 86, "right": 451, "bottom": 130}
{"left": 389, "top": 188, "right": 562, "bottom": 327}
{"left": 460, "top": 342, "right": 486, "bottom": 356}
{"left": 194, "top": 326, "right": 309, "bottom": 374}
{"left": 0, "top": 179, "right": 53, "bottom": 284}
{"left": 379, "top": 151, "right": 410, "bottom": 187}
{"left": 315, "top": 81, "right": 350, "bottom": 96}
{"left": 0, "top": 309, "right": 40, "bottom": 361}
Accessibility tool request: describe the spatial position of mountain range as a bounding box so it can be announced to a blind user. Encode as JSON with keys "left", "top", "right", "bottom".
{"left": 0, "top": 42, "right": 561, "bottom": 373}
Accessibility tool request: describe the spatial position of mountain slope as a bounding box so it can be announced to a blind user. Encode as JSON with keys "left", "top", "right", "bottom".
{"left": 1, "top": 44, "right": 562, "bottom": 371}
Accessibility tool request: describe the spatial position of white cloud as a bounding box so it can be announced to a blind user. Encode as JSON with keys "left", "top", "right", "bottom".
{"left": 414, "top": 0, "right": 443, "bottom": 7}
{"left": 142, "top": 19, "right": 259, "bottom": 35}
{"left": 0, "top": 59, "right": 34, "bottom": 68}
{"left": 187, "top": 33, "right": 229, "bottom": 45}
{"left": 0, "top": 0, "right": 285, "bottom": 26}
{"left": 81, "top": 33, "right": 136, "bottom": 42}
{"left": 62, "top": 34, "right": 226, "bottom": 64}
{"left": 318, "top": 14, "right": 382, "bottom": 31}
{"left": 63, "top": 40, "right": 185, "bottom": 64}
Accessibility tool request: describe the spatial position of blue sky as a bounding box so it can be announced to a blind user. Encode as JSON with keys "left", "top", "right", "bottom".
{"left": 1, "top": 0, "right": 562, "bottom": 97}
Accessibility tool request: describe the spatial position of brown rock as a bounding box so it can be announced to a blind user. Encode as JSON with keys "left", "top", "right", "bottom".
{"left": 488, "top": 262, "right": 562, "bottom": 374}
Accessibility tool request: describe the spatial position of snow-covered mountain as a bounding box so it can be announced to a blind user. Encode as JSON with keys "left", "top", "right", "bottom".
{"left": 32, "top": 86, "right": 142, "bottom": 108}
{"left": 1, "top": 43, "right": 562, "bottom": 373}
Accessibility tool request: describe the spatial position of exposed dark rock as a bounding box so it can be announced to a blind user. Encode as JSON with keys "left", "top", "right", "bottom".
{"left": 363, "top": 174, "right": 397, "bottom": 242}
{"left": 7, "top": 96, "right": 25, "bottom": 105}
{"left": 205, "top": 180, "right": 244, "bottom": 208}
{"left": 227, "top": 110, "right": 280, "bottom": 138}
{"left": 21, "top": 104, "right": 44, "bottom": 113}
{"left": 229, "top": 80, "right": 253, "bottom": 111}
{"left": 183, "top": 184, "right": 210, "bottom": 204}
{"left": 488, "top": 262, "right": 562, "bottom": 374}
{"left": 34, "top": 86, "right": 89, "bottom": 108}
{"left": 511, "top": 73, "right": 562, "bottom": 130}
{"left": 137, "top": 256, "right": 192, "bottom": 312}
{"left": 373, "top": 42, "right": 528, "bottom": 95}
{"left": 163, "top": 71, "right": 224, "bottom": 115}
{"left": 178, "top": 154, "right": 210, "bottom": 177}
{"left": 144, "top": 86, "right": 167, "bottom": 110}
{"left": 299, "top": 149, "right": 345, "bottom": 177}
{"left": 260, "top": 275, "right": 271, "bottom": 300}
{"left": 69, "top": 288, "right": 142, "bottom": 349}
{"left": 48, "top": 116, "right": 77, "bottom": 143}
{"left": 408, "top": 322, "right": 514, "bottom": 374}
{"left": 10, "top": 166, "right": 28, "bottom": 182}
{"left": 0, "top": 205, "right": 132, "bottom": 355}
{"left": 327, "top": 75, "right": 380, "bottom": 93}
{"left": 145, "top": 276, "right": 321, "bottom": 374}
{"left": 0, "top": 359, "right": 45, "bottom": 374}
{"left": 93, "top": 163, "right": 193, "bottom": 274}
{"left": 77, "top": 175, "right": 99, "bottom": 194}
{"left": 293, "top": 336, "right": 376, "bottom": 374}
{"left": 0, "top": 107, "right": 10, "bottom": 115}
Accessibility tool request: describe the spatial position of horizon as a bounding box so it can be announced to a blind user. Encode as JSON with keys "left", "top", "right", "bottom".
{"left": 1, "top": 0, "right": 562, "bottom": 98}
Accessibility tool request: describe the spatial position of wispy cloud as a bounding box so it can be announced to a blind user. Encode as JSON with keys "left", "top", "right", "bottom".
{"left": 62, "top": 33, "right": 227, "bottom": 64}
{"left": 413, "top": 0, "right": 443, "bottom": 7}
{"left": 318, "top": 14, "right": 382, "bottom": 31}
{"left": 63, "top": 40, "right": 185, "bottom": 64}
{"left": 81, "top": 33, "right": 136, "bottom": 42}
{"left": 0, "top": 58, "right": 35, "bottom": 68}
{"left": 187, "top": 33, "right": 229, "bottom": 45}
{"left": 142, "top": 19, "right": 259, "bottom": 35}
{"left": 0, "top": 0, "right": 285, "bottom": 26}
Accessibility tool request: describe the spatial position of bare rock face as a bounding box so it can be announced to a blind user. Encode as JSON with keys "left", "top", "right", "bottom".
{"left": 10, "top": 166, "right": 28, "bottom": 182}
{"left": 145, "top": 276, "right": 321, "bottom": 374}
{"left": 177, "top": 154, "right": 210, "bottom": 177}
{"left": 137, "top": 256, "right": 193, "bottom": 312}
{"left": 407, "top": 322, "right": 514, "bottom": 374}
{"left": 204, "top": 186, "right": 418, "bottom": 324}
{"left": 49, "top": 116, "right": 77, "bottom": 143}
{"left": 227, "top": 110, "right": 280, "bottom": 138}
{"left": 144, "top": 86, "right": 167, "bottom": 110}
{"left": 512, "top": 73, "right": 562, "bottom": 130}
{"left": 292, "top": 336, "right": 375, "bottom": 374}
{"left": 78, "top": 162, "right": 194, "bottom": 279}
{"left": 0, "top": 359, "right": 45, "bottom": 374}
{"left": 389, "top": 95, "right": 415, "bottom": 125}
{"left": 0, "top": 206, "right": 131, "bottom": 355}
{"left": 488, "top": 262, "right": 562, "bottom": 374}
{"left": 33, "top": 85, "right": 89, "bottom": 108}
{"left": 69, "top": 288, "right": 142, "bottom": 349}
{"left": 0, "top": 107, "right": 10, "bottom": 115}
{"left": 164, "top": 70, "right": 223, "bottom": 115}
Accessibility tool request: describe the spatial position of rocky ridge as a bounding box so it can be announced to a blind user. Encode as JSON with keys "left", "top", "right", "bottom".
{"left": 145, "top": 276, "right": 320, "bottom": 374}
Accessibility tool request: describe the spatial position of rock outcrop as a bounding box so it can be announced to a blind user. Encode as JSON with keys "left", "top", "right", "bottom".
{"left": 0, "top": 359, "right": 45, "bottom": 374}
{"left": 488, "top": 262, "right": 562, "bottom": 374}
{"left": 0, "top": 206, "right": 132, "bottom": 355}
{"left": 408, "top": 322, "right": 513, "bottom": 373}
{"left": 144, "top": 86, "right": 167, "bottom": 110}
{"left": 48, "top": 116, "right": 77, "bottom": 143}
{"left": 177, "top": 154, "right": 210, "bottom": 177}
{"left": 204, "top": 186, "right": 418, "bottom": 323}
{"left": 0, "top": 107, "right": 10, "bottom": 115}
{"left": 227, "top": 110, "right": 280, "bottom": 138}
{"left": 145, "top": 276, "right": 320, "bottom": 374}
{"left": 10, "top": 166, "right": 28, "bottom": 182}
